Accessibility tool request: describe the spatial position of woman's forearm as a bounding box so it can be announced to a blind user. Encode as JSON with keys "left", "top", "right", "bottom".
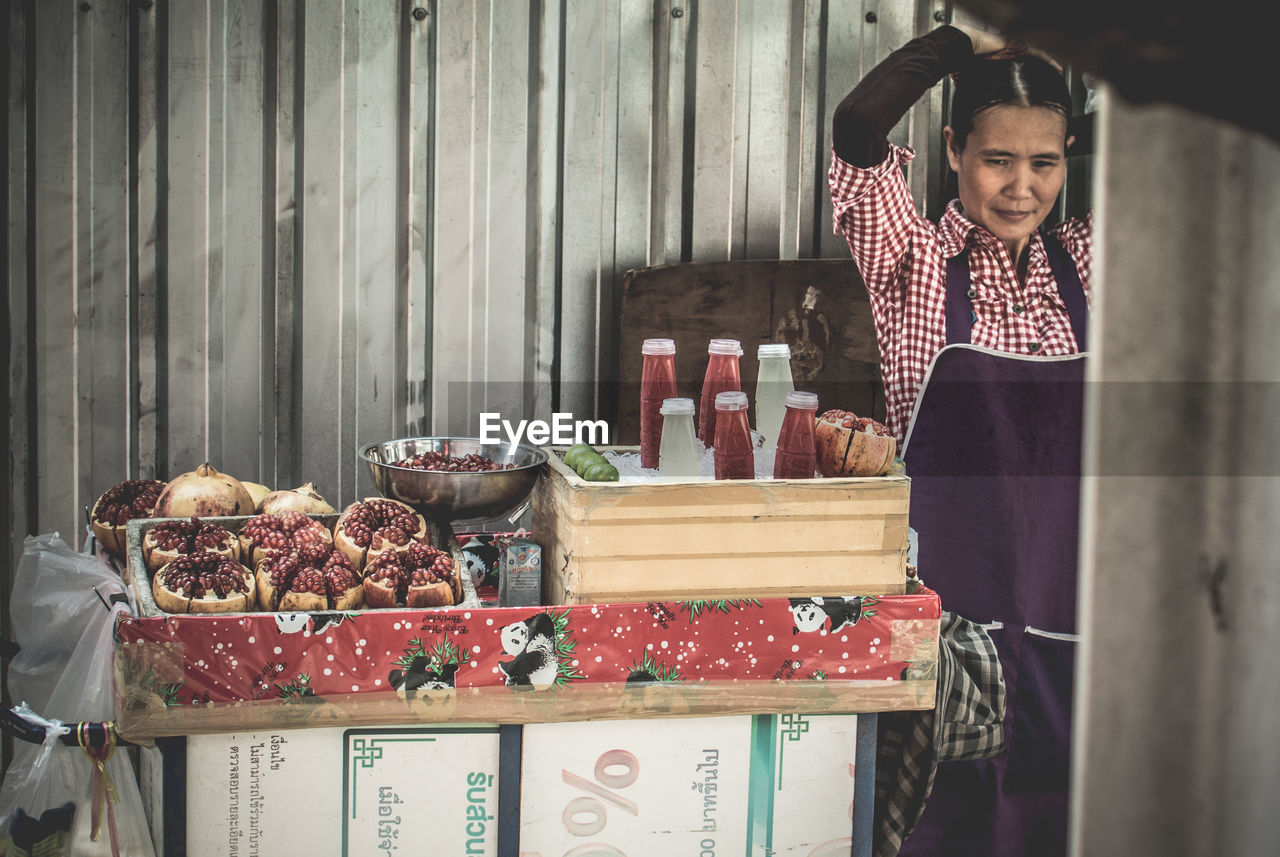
{"left": 833, "top": 25, "right": 973, "bottom": 167}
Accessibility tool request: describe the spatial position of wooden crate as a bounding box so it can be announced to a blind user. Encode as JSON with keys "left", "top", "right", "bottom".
{"left": 532, "top": 449, "right": 909, "bottom": 603}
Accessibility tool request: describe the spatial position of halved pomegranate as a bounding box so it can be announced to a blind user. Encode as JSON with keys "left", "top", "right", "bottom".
{"left": 90, "top": 479, "right": 167, "bottom": 559}
{"left": 334, "top": 498, "right": 428, "bottom": 571}
{"left": 142, "top": 517, "right": 239, "bottom": 572}
{"left": 256, "top": 542, "right": 363, "bottom": 612}
{"left": 363, "top": 543, "right": 458, "bottom": 609}
{"left": 152, "top": 552, "right": 255, "bottom": 614}
{"left": 239, "top": 510, "right": 334, "bottom": 569}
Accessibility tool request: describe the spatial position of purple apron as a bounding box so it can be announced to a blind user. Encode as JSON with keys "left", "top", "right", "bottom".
{"left": 897, "top": 233, "right": 1087, "bottom": 857}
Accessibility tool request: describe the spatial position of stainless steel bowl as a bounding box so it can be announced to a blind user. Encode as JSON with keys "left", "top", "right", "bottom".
{"left": 359, "top": 437, "right": 548, "bottom": 523}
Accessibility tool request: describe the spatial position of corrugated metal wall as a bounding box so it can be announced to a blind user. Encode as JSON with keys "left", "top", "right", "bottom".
{"left": 4, "top": 0, "right": 946, "bottom": 552}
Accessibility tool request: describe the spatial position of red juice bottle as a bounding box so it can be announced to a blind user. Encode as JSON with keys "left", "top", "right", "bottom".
{"left": 640, "top": 338, "right": 678, "bottom": 470}
{"left": 713, "top": 391, "right": 754, "bottom": 480}
{"left": 773, "top": 391, "right": 819, "bottom": 479}
{"left": 698, "top": 339, "right": 743, "bottom": 445}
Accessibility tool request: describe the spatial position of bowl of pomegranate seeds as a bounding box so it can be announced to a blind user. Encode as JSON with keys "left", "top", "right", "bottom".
{"left": 359, "top": 436, "right": 548, "bottom": 523}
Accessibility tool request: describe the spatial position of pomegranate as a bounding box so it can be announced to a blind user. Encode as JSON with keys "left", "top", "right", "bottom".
{"left": 152, "top": 552, "right": 255, "bottom": 614}
{"left": 153, "top": 463, "right": 255, "bottom": 519}
{"left": 258, "top": 481, "right": 336, "bottom": 516}
{"left": 89, "top": 479, "right": 167, "bottom": 559}
{"left": 239, "top": 511, "right": 334, "bottom": 569}
{"left": 363, "top": 543, "right": 458, "bottom": 609}
{"left": 142, "top": 517, "right": 239, "bottom": 571}
{"left": 256, "top": 543, "right": 364, "bottom": 612}
{"left": 814, "top": 409, "right": 897, "bottom": 477}
{"left": 241, "top": 481, "right": 273, "bottom": 509}
{"left": 334, "top": 498, "right": 428, "bottom": 571}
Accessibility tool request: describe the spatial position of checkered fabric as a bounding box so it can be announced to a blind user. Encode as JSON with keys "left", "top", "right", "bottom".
{"left": 828, "top": 146, "right": 1094, "bottom": 442}
{"left": 873, "top": 610, "right": 1005, "bottom": 857}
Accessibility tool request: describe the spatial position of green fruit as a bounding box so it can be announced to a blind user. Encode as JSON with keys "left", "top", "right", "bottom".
{"left": 581, "top": 460, "right": 619, "bottom": 482}
{"left": 563, "top": 444, "right": 595, "bottom": 470}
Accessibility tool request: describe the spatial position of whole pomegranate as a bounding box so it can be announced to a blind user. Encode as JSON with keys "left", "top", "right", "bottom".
{"left": 258, "top": 481, "right": 336, "bottom": 516}
{"left": 153, "top": 463, "right": 255, "bottom": 519}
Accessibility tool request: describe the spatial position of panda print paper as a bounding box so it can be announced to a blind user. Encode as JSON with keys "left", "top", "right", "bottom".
{"left": 461, "top": 537, "right": 501, "bottom": 591}
{"left": 497, "top": 612, "right": 558, "bottom": 687}
{"left": 388, "top": 658, "right": 460, "bottom": 698}
{"left": 788, "top": 596, "right": 874, "bottom": 635}
{"left": 274, "top": 612, "right": 348, "bottom": 636}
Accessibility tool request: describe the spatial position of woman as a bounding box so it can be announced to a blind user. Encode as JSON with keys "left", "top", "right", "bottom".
{"left": 830, "top": 24, "right": 1091, "bottom": 857}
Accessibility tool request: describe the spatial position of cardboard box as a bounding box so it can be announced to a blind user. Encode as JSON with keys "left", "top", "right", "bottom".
{"left": 532, "top": 448, "right": 910, "bottom": 604}
{"left": 144, "top": 714, "right": 875, "bottom": 856}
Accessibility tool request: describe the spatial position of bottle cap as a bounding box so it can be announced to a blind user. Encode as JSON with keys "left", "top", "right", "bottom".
{"left": 659, "top": 397, "right": 695, "bottom": 416}
{"left": 714, "top": 391, "right": 748, "bottom": 411}
{"left": 642, "top": 338, "right": 676, "bottom": 356}
{"left": 758, "top": 343, "right": 791, "bottom": 359}
{"left": 785, "top": 391, "right": 819, "bottom": 410}
{"left": 708, "top": 338, "right": 743, "bottom": 356}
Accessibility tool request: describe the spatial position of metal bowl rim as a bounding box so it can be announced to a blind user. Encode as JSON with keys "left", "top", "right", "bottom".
{"left": 358, "top": 436, "right": 549, "bottom": 473}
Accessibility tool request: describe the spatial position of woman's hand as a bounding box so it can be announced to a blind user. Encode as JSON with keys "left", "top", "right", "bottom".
{"left": 951, "top": 23, "right": 1008, "bottom": 58}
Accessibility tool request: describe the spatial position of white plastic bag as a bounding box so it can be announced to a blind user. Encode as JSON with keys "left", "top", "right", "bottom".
{"left": 6, "top": 533, "right": 131, "bottom": 716}
{"left": 1, "top": 532, "right": 155, "bottom": 857}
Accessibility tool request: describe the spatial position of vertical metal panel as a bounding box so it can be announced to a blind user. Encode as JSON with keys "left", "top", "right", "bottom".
{"left": 483, "top": 0, "right": 533, "bottom": 427}
{"left": 218, "top": 1, "right": 269, "bottom": 483}
{"left": 741, "top": 0, "right": 790, "bottom": 259}
{"left": 348, "top": 0, "right": 404, "bottom": 500}
{"left": 136, "top": 0, "right": 162, "bottom": 479}
{"left": 688, "top": 0, "right": 737, "bottom": 259}
{"left": 81, "top": 2, "right": 132, "bottom": 514}
{"left": 431, "top": 0, "right": 481, "bottom": 434}
{"left": 529, "top": 0, "right": 562, "bottom": 421}
{"left": 32, "top": 1, "right": 80, "bottom": 535}
{"left": 162, "top": 0, "right": 214, "bottom": 475}
{"left": 402, "top": 0, "right": 433, "bottom": 439}
{"left": 7, "top": 0, "right": 958, "bottom": 545}
{"left": 555, "top": 0, "right": 612, "bottom": 419}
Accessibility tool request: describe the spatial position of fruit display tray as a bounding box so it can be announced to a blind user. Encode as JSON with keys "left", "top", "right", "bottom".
{"left": 113, "top": 580, "right": 941, "bottom": 740}
{"left": 533, "top": 447, "right": 910, "bottom": 604}
{"left": 123, "top": 514, "right": 480, "bottom": 618}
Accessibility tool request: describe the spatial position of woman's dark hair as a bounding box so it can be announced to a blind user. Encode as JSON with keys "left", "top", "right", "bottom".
{"left": 948, "top": 54, "right": 1073, "bottom": 151}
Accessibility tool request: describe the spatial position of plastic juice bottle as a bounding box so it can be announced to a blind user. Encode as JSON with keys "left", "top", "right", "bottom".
{"left": 754, "top": 343, "right": 794, "bottom": 448}
{"left": 658, "top": 397, "right": 699, "bottom": 479}
{"left": 698, "top": 339, "right": 743, "bottom": 445}
{"left": 713, "top": 391, "right": 754, "bottom": 480}
{"left": 773, "top": 391, "right": 820, "bottom": 479}
{"left": 640, "top": 338, "right": 679, "bottom": 470}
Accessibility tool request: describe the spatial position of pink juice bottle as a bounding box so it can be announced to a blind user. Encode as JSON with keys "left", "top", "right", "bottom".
{"left": 698, "top": 339, "right": 743, "bottom": 445}
{"left": 713, "top": 391, "right": 754, "bottom": 480}
{"left": 773, "top": 391, "right": 819, "bottom": 479}
{"left": 640, "top": 338, "right": 679, "bottom": 470}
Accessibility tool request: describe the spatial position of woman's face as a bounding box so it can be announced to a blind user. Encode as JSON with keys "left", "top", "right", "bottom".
{"left": 945, "top": 104, "right": 1072, "bottom": 261}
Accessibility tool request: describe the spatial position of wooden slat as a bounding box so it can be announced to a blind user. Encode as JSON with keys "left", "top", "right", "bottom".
{"left": 688, "top": 0, "right": 737, "bottom": 260}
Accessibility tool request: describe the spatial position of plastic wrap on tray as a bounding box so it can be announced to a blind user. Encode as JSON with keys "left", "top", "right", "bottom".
{"left": 113, "top": 587, "right": 941, "bottom": 740}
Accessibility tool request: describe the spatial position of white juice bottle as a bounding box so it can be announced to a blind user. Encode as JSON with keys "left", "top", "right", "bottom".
{"left": 658, "top": 397, "right": 700, "bottom": 479}
{"left": 754, "top": 343, "right": 795, "bottom": 448}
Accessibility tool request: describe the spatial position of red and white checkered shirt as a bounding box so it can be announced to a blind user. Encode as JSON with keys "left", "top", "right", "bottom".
{"left": 830, "top": 144, "right": 1094, "bottom": 442}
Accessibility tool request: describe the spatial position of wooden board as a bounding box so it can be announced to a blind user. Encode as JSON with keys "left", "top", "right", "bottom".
{"left": 532, "top": 448, "right": 908, "bottom": 604}
{"left": 612, "top": 259, "right": 885, "bottom": 444}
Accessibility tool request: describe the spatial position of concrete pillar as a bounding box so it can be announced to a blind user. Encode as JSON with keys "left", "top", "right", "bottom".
{"left": 1073, "top": 93, "right": 1280, "bottom": 855}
